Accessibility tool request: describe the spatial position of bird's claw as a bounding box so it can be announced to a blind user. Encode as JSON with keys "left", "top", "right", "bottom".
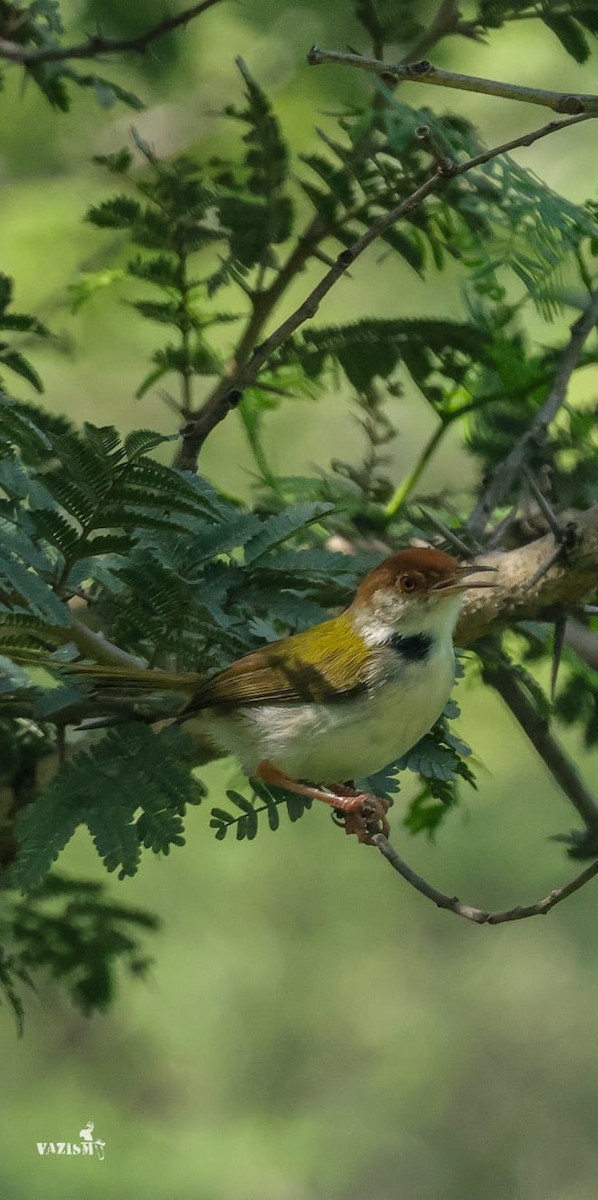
{"left": 331, "top": 790, "right": 390, "bottom": 844}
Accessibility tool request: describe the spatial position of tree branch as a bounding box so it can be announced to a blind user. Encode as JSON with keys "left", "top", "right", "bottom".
{"left": 0, "top": 0, "right": 223, "bottom": 66}
{"left": 67, "top": 617, "right": 148, "bottom": 670}
{"left": 456, "top": 503, "right": 598, "bottom": 646}
{"left": 181, "top": 112, "right": 593, "bottom": 461}
{"left": 307, "top": 48, "right": 598, "bottom": 115}
{"left": 468, "top": 290, "right": 598, "bottom": 535}
{"left": 565, "top": 618, "right": 598, "bottom": 672}
{"left": 480, "top": 645, "right": 598, "bottom": 828}
{"left": 372, "top": 832, "right": 598, "bottom": 923}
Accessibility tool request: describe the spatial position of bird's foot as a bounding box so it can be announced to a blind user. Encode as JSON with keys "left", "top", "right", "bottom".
{"left": 255, "top": 762, "right": 389, "bottom": 844}
{"left": 328, "top": 783, "right": 390, "bottom": 844}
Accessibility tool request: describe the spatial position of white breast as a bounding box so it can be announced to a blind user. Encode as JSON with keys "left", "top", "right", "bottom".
{"left": 203, "top": 636, "right": 456, "bottom": 784}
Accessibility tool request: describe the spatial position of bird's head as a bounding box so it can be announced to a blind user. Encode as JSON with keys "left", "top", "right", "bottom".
{"left": 350, "top": 547, "right": 495, "bottom": 642}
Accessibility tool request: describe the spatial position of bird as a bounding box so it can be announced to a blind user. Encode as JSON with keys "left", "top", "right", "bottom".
{"left": 175, "top": 545, "right": 492, "bottom": 841}
{"left": 53, "top": 547, "right": 495, "bottom": 842}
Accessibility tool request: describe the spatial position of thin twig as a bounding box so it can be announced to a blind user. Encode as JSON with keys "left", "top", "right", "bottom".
{"left": 177, "top": 1, "right": 592, "bottom": 470}
{"left": 415, "top": 123, "right": 454, "bottom": 174}
{"left": 307, "top": 48, "right": 598, "bottom": 115}
{"left": 384, "top": 364, "right": 571, "bottom": 521}
{"left": 372, "top": 833, "right": 598, "bottom": 924}
{"left": 181, "top": 113, "right": 593, "bottom": 462}
{"left": 0, "top": 0, "right": 222, "bottom": 65}
{"left": 417, "top": 508, "right": 476, "bottom": 557}
{"left": 67, "top": 617, "right": 148, "bottom": 669}
{"left": 468, "top": 290, "right": 598, "bottom": 536}
{"left": 521, "top": 466, "right": 562, "bottom": 538}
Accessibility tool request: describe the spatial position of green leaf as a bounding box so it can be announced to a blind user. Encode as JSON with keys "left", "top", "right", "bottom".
{"left": 86, "top": 75, "right": 144, "bottom": 112}
{"left": 1, "top": 873, "right": 158, "bottom": 1027}
{"left": 0, "top": 348, "right": 43, "bottom": 393}
{"left": 244, "top": 503, "right": 333, "bottom": 563}
{"left": 123, "top": 429, "right": 175, "bottom": 460}
{"left": 87, "top": 197, "right": 143, "bottom": 230}
{"left": 542, "top": 13, "right": 590, "bottom": 62}
{"left": 574, "top": 4, "right": 598, "bottom": 33}
{"left": 93, "top": 148, "right": 134, "bottom": 174}
{"left": 0, "top": 555, "right": 70, "bottom": 626}
{"left": 9, "top": 724, "right": 203, "bottom": 889}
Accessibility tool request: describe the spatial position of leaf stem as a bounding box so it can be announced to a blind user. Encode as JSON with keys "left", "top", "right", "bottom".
{"left": 385, "top": 419, "right": 448, "bottom": 518}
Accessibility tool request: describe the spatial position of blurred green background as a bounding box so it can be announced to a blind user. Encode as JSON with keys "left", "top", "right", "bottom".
{"left": 2, "top": 2, "right": 598, "bottom": 1197}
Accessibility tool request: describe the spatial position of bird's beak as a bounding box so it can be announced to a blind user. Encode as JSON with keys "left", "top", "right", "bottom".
{"left": 433, "top": 562, "right": 498, "bottom": 594}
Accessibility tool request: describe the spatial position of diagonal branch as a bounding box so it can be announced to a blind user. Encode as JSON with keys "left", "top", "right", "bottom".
{"left": 307, "top": 48, "right": 598, "bottom": 115}
{"left": 175, "top": 0, "right": 465, "bottom": 472}
{"left": 372, "top": 832, "right": 598, "bottom": 923}
{"left": 479, "top": 645, "right": 598, "bottom": 829}
{"left": 180, "top": 111, "right": 594, "bottom": 464}
{"left": 565, "top": 618, "right": 598, "bottom": 672}
{"left": 0, "top": 0, "right": 223, "bottom": 66}
{"left": 467, "top": 290, "right": 598, "bottom": 536}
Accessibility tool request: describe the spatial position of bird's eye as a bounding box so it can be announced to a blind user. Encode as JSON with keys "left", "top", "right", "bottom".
{"left": 401, "top": 575, "right": 416, "bottom": 592}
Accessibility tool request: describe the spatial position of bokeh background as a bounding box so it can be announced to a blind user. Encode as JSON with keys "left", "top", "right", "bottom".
{"left": 2, "top": 2, "right": 598, "bottom": 1197}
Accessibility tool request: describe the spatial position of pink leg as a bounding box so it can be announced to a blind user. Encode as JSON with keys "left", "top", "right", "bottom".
{"left": 256, "top": 761, "right": 389, "bottom": 843}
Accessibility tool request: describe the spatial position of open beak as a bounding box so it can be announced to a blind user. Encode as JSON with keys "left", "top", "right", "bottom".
{"left": 433, "top": 562, "right": 498, "bottom": 594}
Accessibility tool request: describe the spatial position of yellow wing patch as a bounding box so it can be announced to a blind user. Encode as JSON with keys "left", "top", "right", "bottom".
{"left": 190, "top": 614, "right": 369, "bottom": 709}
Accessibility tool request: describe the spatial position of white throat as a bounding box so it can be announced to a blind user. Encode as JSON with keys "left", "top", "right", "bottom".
{"left": 352, "top": 590, "right": 464, "bottom": 650}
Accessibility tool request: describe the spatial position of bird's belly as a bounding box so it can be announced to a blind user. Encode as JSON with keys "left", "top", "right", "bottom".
{"left": 204, "top": 648, "right": 455, "bottom": 783}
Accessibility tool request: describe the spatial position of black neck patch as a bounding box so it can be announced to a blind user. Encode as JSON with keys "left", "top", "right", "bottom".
{"left": 386, "top": 631, "right": 433, "bottom": 662}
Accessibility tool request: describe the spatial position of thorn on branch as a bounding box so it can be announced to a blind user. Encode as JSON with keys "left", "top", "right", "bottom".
{"left": 417, "top": 508, "right": 476, "bottom": 557}
{"left": 415, "top": 125, "right": 454, "bottom": 173}
{"left": 522, "top": 466, "right": 561, "bottom": 538}
{"left": 524, "top": 521, "right": 579, "bottom": 590}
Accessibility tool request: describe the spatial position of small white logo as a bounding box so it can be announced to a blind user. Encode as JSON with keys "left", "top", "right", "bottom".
{"left": 36, "top": 1121, "right": 106, "bottom": 1161}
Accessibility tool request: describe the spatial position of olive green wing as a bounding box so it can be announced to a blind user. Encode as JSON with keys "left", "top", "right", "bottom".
{"left": 189, "top": 614, "right": 369, "bottom": 710}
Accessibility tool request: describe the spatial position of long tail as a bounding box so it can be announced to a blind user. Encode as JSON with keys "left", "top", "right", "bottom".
{"left": 57, "top": 662, "right": 204, "bottom": 695}
{"left": 4, "top": 651, "right": 204, "bottom": 702}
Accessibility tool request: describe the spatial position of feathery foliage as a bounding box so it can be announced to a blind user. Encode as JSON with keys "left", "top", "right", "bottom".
{"left": 1, "top": 0, "right": 598, "bottom": 1025}
{"left": 7, "top": 724, "right": 205, "bottom": 890}
{"left": 0, "top": 873, "right": 158, "bottom": 1032}
{"left": 0, "top": 0, "right": 144, "bottom": 110}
